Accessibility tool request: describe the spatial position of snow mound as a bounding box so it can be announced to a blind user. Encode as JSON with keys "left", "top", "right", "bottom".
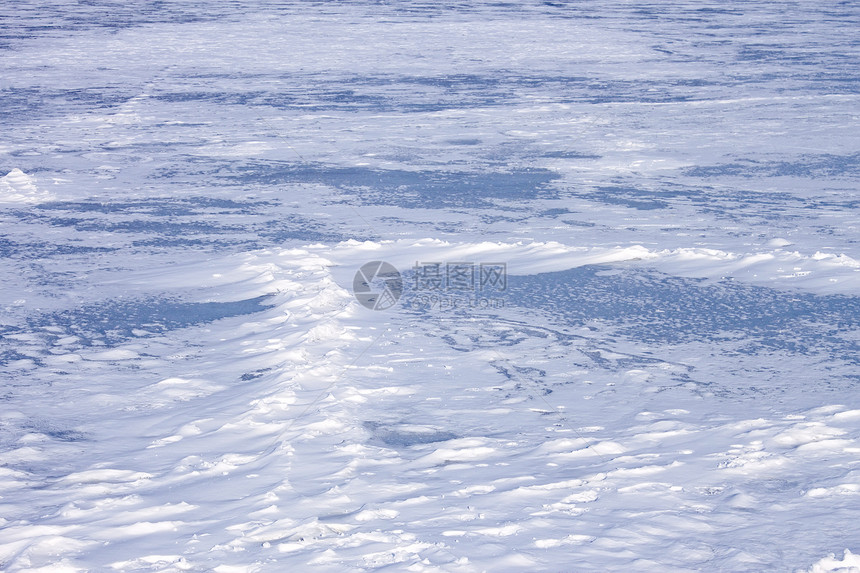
{"left": 0, "top": 168, "right": 53, "bottom": 203}
{"left": 805, "top": 549, "right": 860, "bottom": 573}
{"left": 768, "top": 237, "right": 795, "bottom": 248}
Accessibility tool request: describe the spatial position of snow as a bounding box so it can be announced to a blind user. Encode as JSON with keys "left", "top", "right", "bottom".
{"left": 1, "top": 0, "right": 859, "bottom": 571}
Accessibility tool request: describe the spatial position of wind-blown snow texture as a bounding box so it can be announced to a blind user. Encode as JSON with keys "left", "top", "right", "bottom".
{"left": 1, "top": 1, "right": 859, "bottom": 571}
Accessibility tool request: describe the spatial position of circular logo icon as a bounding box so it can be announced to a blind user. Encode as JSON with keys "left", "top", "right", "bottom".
{"left": 353, "top": 261, "right": 403, "bottom": 311}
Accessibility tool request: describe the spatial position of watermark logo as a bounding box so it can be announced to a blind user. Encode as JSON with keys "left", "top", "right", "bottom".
{"left": 353, "top": 260, "right": 507, "bottom": 311}
{"left": 413, "top": 262, "right": 507, "bottom": 292}
{"left": 353, "top": 261, "right": 403, "bottom": 310}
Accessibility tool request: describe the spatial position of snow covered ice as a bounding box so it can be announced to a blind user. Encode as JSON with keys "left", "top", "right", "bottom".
{"left": 1, "top": 0, "right": 859, "bottom": 571}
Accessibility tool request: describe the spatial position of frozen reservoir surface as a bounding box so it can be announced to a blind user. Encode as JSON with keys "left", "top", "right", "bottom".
{"left": 1, "top": 0, "right": 860, "bottom": 571}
